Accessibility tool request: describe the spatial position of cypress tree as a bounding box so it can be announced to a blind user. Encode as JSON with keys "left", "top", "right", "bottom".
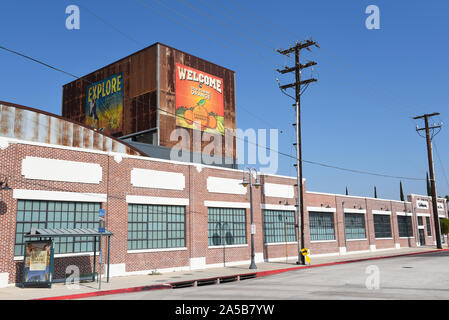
{"left": 400, "top": 181, "right": 405, "bottom": 201}
{"left": 374, "top": 186, "right": 377, "bottom": 198}
{"left": 345, "top": 187, "right": 348, "bottom": 195}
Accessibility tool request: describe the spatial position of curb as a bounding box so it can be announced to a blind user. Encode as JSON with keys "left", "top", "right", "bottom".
{"left": 35, "top": 284, "right": 172, "bottom": 300}
{"left": 34, "top": 248, "right": 449, "bottom": 300}
{"left": 254, "top": 248, "right": 449, "bottom": 277}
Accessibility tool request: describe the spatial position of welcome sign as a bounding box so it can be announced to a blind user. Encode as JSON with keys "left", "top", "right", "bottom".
{"left": 175, "top": 63, "right": 225, "bottom": 135}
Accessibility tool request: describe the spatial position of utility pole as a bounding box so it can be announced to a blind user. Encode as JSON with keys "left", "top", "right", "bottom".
{"left": 414, "top": 112, "right": 443, "bottom": 249}
{"left": 276, "top": 39, "right": 318, "bottom": 265}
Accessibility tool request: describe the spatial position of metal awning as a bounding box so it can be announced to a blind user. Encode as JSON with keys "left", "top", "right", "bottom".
{"left": 24, "top": 228, "right": 113, "bottom": 284}
{"left": 24, "top": 228, "right": 113, "bottom": 238}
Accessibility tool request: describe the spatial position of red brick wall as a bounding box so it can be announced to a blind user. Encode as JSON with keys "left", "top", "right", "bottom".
{"left": 0, "top": 139, "right": 446, "bottom": 285}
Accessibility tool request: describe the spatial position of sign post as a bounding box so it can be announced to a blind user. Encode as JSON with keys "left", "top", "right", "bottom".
{"left": 98, "top": 209, "right": 105, "bottom": 290}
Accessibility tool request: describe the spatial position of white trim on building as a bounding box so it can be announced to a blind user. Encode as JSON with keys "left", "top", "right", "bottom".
{"left": 13, "top": 189, "right": 107, "bottom": 203}
{"left": 262, "top": 204, "right": 296, "bottom": 211}
{"left": 126, "top": 195, "right": 189, "bottom": 206}
{"left": 204, "top": 201, "right": 250, "bottom": 208}
{"left": 307, "top": 206, "right": 336, "bottom": 213}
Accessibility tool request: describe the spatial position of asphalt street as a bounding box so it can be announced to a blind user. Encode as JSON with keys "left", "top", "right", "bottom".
{"left": 83, "top": 251, "right": 449, "bottom": 300}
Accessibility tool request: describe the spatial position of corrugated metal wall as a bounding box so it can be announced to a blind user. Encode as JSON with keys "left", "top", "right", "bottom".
{"left": 62, "top": 44, "right": 158, "bottom": 137}
{"left": 0, "top": 102, "right": 142, "bottom": 156}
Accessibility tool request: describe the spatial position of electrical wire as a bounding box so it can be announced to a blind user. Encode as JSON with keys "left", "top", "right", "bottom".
{"left": 0, "top": 43, "right": 425, "bottom": 182}
{"left": 76, "top": 2, "right": 145, "bottom": 47}
{"left": 175, "top": 0, "right": 275, "bottom": 51}
{"left": 0, "top": 1, "right": 431, "bottom": 184}
{"left": 78, "top": 1, "right": 285, "bottom": 134}
{"left": 212, "top": 0, "right": 442, "bottom": 123}
{"left": 433, "top": 142, "right": 449, "bottom": 194}
{"left": 134, "top": 0, "right": 273, "bottom": 65}
{"left": 168, "top": 0, "right": 424, "bottom": 130}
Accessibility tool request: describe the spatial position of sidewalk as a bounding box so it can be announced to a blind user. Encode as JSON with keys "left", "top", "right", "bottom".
{"left": 0, "top": 246, "right": 445, "bottom": 300}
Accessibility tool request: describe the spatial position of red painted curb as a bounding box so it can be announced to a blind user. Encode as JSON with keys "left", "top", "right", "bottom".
{"left": 33, "top": 248, "right": 449, "bottom": 300}
{"left": 254, "top": 248, "right": 449, "bottom": 278}
{"left": 34, "top": 284, "right": 172, "bottom": 300}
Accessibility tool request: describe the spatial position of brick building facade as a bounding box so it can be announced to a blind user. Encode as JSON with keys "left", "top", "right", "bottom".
{"left": 0, "top": 102, "right": 447, "bottom": 287}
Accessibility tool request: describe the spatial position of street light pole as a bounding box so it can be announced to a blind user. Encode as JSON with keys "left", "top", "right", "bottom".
{"left": 242, "top": 167, "right": 260, "bottom": 270}
{"left": 249, "top": 172, "right": 256, "bottom": 269}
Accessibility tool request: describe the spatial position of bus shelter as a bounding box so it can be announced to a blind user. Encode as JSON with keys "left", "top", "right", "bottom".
{"left": 24, "top": 228, "right": 113, "bottom": 284}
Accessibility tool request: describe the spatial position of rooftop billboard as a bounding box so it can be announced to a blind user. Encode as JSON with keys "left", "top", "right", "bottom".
{"left": 86, "top": 72, "right": 123, "bottom": 133}
{"left": 175, "top": 63, "right": 225, "bottom": 135}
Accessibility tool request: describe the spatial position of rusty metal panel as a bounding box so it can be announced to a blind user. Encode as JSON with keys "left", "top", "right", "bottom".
{"left": 0, "top": 104, "right": 14, "bottom": 137}
{"left": 60, "top": 42, "right": 236, "bottom": 158}
{"left": 13, "top": 108, "right": 25, "bottom": 140}
{"left": 62, "top": 44, "right": 158, "bottom": 138}
{"left": 93, "top": 131, "right": 102, "bottom": 150}
{"left": 83, "top": 127, "right": 92, "bottom": 149}
{"left": 72, "top": 123, "right": 81, "bottom": 148}
{"left": 158, "top": 44, "right": 236, "bottom": 159}
{"left": 0, "top": 102, "right": 144, "bottom": 156}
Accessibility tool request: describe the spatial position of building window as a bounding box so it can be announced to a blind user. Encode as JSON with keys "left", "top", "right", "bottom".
{"left": 426, "top": 217, "right": 432, "bottom": 236}
{"left": 208, "top": 207, "right": 246, "bottom": 246}
{"left": 344, "top": 213, "right": 366, "bottom": 240}
{"left": 417, "top": 216, "right": 423, "bottom": 225}
{"left": 373, "top": 214, "right": 392, "bottom": 238}
{"left": 15, "top": 200, "right": 100, "bottom": 256}
{"left": 309, "top": 212, "right": 335, "bottom": 241}
{"left": 439, "top": 218, "right": 445, "bottom": 244}
{"left": 263, "top": 210, "right": 297, "bottom": 243}
{"left": 397, "top": 215, "right": 413, "bottom": 237}
{"left": 127, "top": 204, "right": 185, "bottom": 250}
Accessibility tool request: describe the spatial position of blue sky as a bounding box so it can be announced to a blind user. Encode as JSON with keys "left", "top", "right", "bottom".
{"left": 1, "top": 0, "right": 448, "bottom": 200}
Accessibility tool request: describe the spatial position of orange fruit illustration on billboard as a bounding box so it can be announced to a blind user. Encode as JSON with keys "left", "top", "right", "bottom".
{"left": 208, "top": 113, "right": 217, "bottom": 129}
{"left": 184, "top": 109, "right": 194, "bottom": 125}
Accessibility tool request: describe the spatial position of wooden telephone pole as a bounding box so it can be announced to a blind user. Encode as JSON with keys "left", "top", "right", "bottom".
{"left": 277, "top": 39, "right": 318, "bottom": 264}
{"left": 414, "top": 112, "right": 443, "bottom": 249}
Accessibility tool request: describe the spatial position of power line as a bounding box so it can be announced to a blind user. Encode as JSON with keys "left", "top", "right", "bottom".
{"left": 0, "top": 45, "right": 79, "bottom": 79}
{"left": 132, "top": 0, "right": 425, "bottom": 143}
{"left": 217, "top": 0, "right": 441, "bottom": 122}
{"left": 175, "top": 0, "right": 275, "bottom": 51}
{"left": 433, "top": 142, "right": 449, "bottom": 194}
{"left": 134, "top": 0, "right": 273, "bottom": 65}
{"left": 414, "top": 112, "right": 443, "bottom": 249}
{"left": 277, "top": 39, "right": 320, "bottom": 265}
{"left": 75, "top": 2, "right": 145, "bottom": 47}
{"left": 0, "top": 44, "right": 426, "bottom": 182}
{"left": 74, "top": 1, "right": 289, "bottom": 135}
{"left": 154, "top": 0, "right": 435, "bottom": 135}
{"left": 197, "top": 0, "right": 281, "bottom": 48}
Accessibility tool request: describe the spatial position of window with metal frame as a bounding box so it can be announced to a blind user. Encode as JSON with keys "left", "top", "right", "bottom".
{"left": 397, "top": 215, "right": 413, "bottom": 237}
{"left": 208, "top": 207, "right": 247, "bottom": 246}
{"left": 263, "top": 210, "right": 297, "bottom": 243}
{"left": 15, "top": 200, "right": 100, "bottom": 256}
{"left": 426, "top": 217, "right": 432, "bottom": 236}
{"left": 373, "top": 214, "right": 392, "bottom": 238}
{"left": 309, "top": 211, "right": 335, "bottom": 241}
{"left": 344, "top": 213, "right": 366, "bottom": 240}
{"left": 418, "top": 216, "right": 423, "bottom": 225}
{"left": 127, "top": 204, "right": 185, "bottom": 250}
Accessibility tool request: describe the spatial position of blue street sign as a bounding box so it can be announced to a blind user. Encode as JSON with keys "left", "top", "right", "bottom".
{"left": 98, "top": 217, "right": 105, "bottom": 233}
{"left": 99, "top": 209, "right": 105, "bottom": 218}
